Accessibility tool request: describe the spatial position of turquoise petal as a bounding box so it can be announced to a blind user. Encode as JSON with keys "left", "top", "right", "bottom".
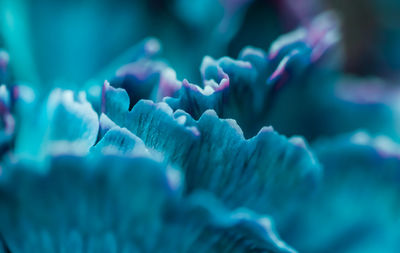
{"left": 85, "top": 38, "right": 180, "bottom": 113}
{"left": 14, "top": 89, "right": 99, "bottom": 159}
{"left": 282, "top": 132, "right": 400, "bottom": 252}
{"left": 92, "top": 124, "right": 150, "bottom": 157}
{"left": 165, "top": 12, "right": 341, "bottom": 138}
{"left": 0, "top": 154, "right": 296, "bottom": 253}
{"left": 102, "top": 83, "right": 321, "bottom": 225}
{"left": 0, "top": 85, "right": 14, "bottom": 152}
{"left": 98, "top": 113, "right": 117, "bottom": 140}
{"left": 0, "top": 155, "right": 176, "bottom": 252}
{"left": 46, "top": 89, "right": 99, "bottom": 147}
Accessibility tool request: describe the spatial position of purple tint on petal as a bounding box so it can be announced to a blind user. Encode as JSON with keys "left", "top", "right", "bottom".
{"left": 157, "top": 68, "right": 181, "bottom": 99}
{"left": 0, "top": 102, "right": 8, "bottom": 115}
{"left": 268, "top": 11, "right": 339, "bottom": 62}
{"left": 215, "top": 77, "right": 230, "bottom": 92}
{"left": 116, "top": 62, "right": 151, "bottom": 81}
{"left": 335, "top": 78, "right": 400, "bottom": 105}
{"left": 12, "top": 86, "right": 19, "bottom": 102}
{"left": 182, "top": 79, "right": 198, "bottom": 92}
{"left": 201, "top": 56, "right": 230, "bottom": 84}
{"left": 351, "top": 131, "right": 400, "bottom": 160}
{"left": 4, "top": 113, "right": 15, "bottom": 135}
{"left": 240, "top": 47, "right": 267, "bottom": 59}
{"left": 0, "top": 86, "right": 10, "bottom": 114}
{"left": 268, "top": 55, "right": 290, "bottom": 83}
{"left": 268, "top": 49, "right": 301, "bottom": 85}
{"left": 268, "top": 29, "right": 306, "bottom": 60}
{"left": 306, "top": 12, "right": 340, "bottom": 62}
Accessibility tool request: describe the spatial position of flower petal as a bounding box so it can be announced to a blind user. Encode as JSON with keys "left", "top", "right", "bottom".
{"left": 0, "top": 154, "right": 295, "bottom": 253}
{"left": 103, "top": 84, "right": 321, "bottom": 225}
{"left": 165, "top": 12, "right": 340, "bottom": 138}
{"left": 282, "top": 131, "right": 400, "bottom": 252}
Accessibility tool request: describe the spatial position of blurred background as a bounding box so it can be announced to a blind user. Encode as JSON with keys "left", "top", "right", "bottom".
{"left": 2, "top": 0, "right": 399, "bottom": 91}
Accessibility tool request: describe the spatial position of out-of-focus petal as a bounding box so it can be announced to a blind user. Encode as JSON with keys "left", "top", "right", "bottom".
{"left": 0, "top": 154, "right": 296, "bottom": 253}
{"left": 282, "top": 131, "right": 400, "bottom": 252}
{"left": 14, "top": 89, "right": 99, "bottom": 159}
{"left": 44, "top": 90, "right": 99, "bottom": 155}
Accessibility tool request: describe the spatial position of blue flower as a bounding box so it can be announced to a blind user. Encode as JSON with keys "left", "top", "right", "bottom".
{"left": 1, "top": 4, "right": 400, "bottom": 252}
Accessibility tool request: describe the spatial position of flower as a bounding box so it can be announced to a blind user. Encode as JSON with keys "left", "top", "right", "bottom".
{"left": 1, "top": 5, "right": 400, "bottom": 252}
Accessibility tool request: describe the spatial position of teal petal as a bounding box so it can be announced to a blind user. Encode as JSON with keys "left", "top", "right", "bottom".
{"left": 14, "top": 89, "right": 99, "bottom": 159}
{"left": 165, "top": 12, "right": 341, "bottom": 138}
{"left": 0, "top": 85, "right": 15, "bottom": 152}
{"left": 283, "top": 131, "right": 400, "bottom": 252}
{"left": 0, "top": 155, "right": 176, "bottom": 252}
{"left": 102, "top": 83, "right": 321, "bottom": 225}
{"left": 85, "top": 38, "right": 180, "bottom": 113}
{"left": 91, "top": 124, "right": 150, "bottom": 157}
{"left": 0, "top": 49, "right": 10, "bottom": 85}
{"left": 0, "top": 154, "right": 296, "bottom": 253}
{"left": 46, "top": 89, "right": 99, "bottom": 147}
{"left": 98, "top": 113, "right": 117, "bottom": 140}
